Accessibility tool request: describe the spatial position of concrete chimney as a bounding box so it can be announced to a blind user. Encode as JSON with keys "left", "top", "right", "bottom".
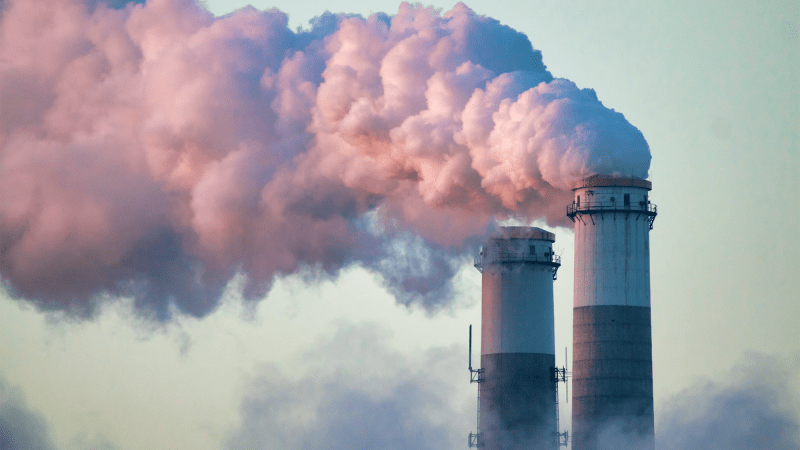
{"left": 567, "top": 175, "right": 657, "bottom": 450}
{"left": 474, "top": 226, "right": 561, "bottom": 450}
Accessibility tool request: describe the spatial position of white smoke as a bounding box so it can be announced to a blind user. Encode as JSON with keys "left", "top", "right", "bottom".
{"left": 0, "top": 0, "right": 650, "bottom": 318}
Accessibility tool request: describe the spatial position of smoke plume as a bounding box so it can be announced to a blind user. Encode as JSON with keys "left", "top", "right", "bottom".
{"left": 0, "top": 0, "right": 650, "bottom": 318}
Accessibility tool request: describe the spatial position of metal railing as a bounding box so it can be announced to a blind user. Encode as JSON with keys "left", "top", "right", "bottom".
{"left": 566, "top": 201, "right": 657, "bottom": 217}
{"left": 567, "top": 201, "right": 657, "bottom": 229}
{"left": 468, "top": 432, "right": 483, "bottom": 448}
{"left": 474, "top": 252, "right": 561, "bottom": 267}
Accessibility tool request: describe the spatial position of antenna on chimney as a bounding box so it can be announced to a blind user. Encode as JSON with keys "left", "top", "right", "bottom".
{"left": 565, "top": 347, "right": 569, "bottom": 403}
{"left": 469, "top": 324, "right": 472, "bottom": 372}
{"left": 468, "top": 325, "right": 483, "bottom": 383}
{"left": 468, "top": 325, "right": 484, "bottom": 448}
{"left": 554, "top": 347, "right": 571, "bottom": 447}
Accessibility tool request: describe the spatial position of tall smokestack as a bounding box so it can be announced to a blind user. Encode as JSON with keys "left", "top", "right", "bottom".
{"left": 474, "top": 226, "right": 561, "bottom": 450}
{"left": 567, "top": 175, "right": 657, "bottom": 450}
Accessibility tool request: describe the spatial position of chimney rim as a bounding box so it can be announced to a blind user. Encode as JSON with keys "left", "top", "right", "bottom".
{"left": 572, "top": 174, "right": 652, "bottom": 191}
{"left": 490, "top": 226, "right": 556, "bottom": 242}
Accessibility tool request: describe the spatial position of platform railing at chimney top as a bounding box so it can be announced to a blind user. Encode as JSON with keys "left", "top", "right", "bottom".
{"left": 474, "top": 252, "right": 561, "bottom": 268}
{"left": 566, "top": 200, "right": 657, "bottom": 217}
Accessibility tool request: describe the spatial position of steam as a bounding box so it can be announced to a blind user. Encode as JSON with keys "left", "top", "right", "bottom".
{"left": 0, "top": 0, "right": 650, "bottom": 318}
{"left": 227, "top": 340, "right": 799, "bottom": 450}
{"left": 226, "top": 324, "right": 469, "bottom": 450}
{"left": 582, "top": 353, "right": 800, "bottom": 450}
{"left": 656, "top": 353, "right": 800, "bottom": 450}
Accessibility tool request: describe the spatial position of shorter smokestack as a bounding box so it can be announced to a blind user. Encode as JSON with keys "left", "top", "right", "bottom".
{"left": 475, "top": 226, "right": 560, "bottom": 450}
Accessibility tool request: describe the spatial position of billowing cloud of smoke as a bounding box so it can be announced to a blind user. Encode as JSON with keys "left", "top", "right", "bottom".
{"left": 0, "top": 377, "right": 58, "bottom": 450}
{"left": 225, "top": 323, "right": 471, "bottom": 450}
{"left": 0, "top": 0, "right": 650, "bottom": 318}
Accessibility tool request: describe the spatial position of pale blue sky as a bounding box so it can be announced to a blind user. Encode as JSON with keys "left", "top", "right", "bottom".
{"left": 1, "top": 1, "right": 798, "bottom": 449}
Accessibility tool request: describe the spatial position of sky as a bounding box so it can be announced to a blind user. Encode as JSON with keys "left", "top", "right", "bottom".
{"left": 0, "top": 0, "right": 798, "bottom": 449}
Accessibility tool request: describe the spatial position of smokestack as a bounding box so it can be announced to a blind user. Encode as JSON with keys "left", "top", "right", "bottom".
{"left": 567, "top": 175, "right": 657, "bottom": 449}
{"left": 474, "top": 226, "right": 561, "bottom": 450}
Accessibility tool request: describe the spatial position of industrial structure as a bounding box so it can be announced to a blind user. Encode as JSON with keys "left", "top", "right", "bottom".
{"left": 567, "top": 175, "right": 657, "bottom": 450}
{"left": 470, "top": 226, "right": 563, "bottom": 450}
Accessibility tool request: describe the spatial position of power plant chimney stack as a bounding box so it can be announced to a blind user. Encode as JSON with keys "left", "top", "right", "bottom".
{"left": 474, "top": 226, "right": 561, "bottom": 450}
{"left": 567, "top": 175, "right": 657, "bottom": 450}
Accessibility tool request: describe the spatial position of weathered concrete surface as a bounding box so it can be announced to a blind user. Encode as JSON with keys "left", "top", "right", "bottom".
{"left": 572, "top": 305, "right": 654, "bottom": 450}
{"left": 480, "top": 352, "right": 557, "bottom": 450}
{"left": 481, "top": 263, "right": 556, "bottom": 356}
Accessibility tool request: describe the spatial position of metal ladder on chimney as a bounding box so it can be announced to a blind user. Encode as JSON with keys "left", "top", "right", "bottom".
{"left": 468, "top": 325, "right": 484, "bottom": 448}
{"left": 553, "top": 347, "right": 570, "bottom": 447}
